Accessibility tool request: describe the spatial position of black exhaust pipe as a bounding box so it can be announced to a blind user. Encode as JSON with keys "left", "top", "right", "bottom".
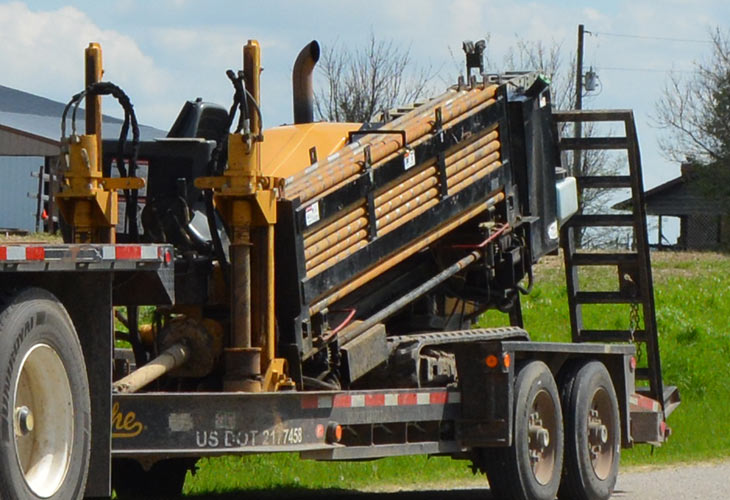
{"left": 292, "top": 40, "right": 320, "bottom": 124}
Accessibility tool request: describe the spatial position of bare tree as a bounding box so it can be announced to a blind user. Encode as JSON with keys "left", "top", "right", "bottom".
{"left": 655, "top": 28, "right": 730, "bottom": 165}
{"left": 492, "top": 38, "right": 625, "bottom": 247}
{"left": 314, "top": 34, "right": 433, "bottom": 123}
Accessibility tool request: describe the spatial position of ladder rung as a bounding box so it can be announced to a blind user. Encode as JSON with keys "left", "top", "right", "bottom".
{"left": 571, "top": 252, "right": 639, "bottom": 266}
{"left": 577, "top": 329, "right": 647, "bottom": 342}
{"left": 567, "top": 214, "right": 635, "bottom": 227}
{"left": 553, "top": 109, "right": 633, "bottom": 123}
{"left": 575, "top": 291, "right": 642, "bottom": 304}
{"left": 560, "top": 137, "right": 629, "bottom": 150}
{"left": 577, "top": 176, "right": 633, "bottom": 189}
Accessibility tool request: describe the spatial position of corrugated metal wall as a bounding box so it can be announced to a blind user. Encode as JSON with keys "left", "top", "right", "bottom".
{"left": 0, "top": 156, "right": 42, "bottom": 231}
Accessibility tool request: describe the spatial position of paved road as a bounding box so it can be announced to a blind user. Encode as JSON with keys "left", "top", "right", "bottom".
{"left": 187, "top": 461, "right": 730, "bottom": 499}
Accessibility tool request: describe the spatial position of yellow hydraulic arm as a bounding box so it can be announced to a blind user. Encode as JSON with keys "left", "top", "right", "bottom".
{"left": 56, "top": 43, "right": 143, "bottom": 243}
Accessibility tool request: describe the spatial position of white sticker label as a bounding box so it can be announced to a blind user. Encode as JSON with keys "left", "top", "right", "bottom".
{"left": 548, "top": 220, "right": 559, "bottom": 240}
{"left": 403, "top": 149, "right": 416, "bottom": 170}
{"left": 305, "top": 202, "right": 320, "bottom": 227}
{"left": 169, "top": 413, "right": 194, "bottom": 432}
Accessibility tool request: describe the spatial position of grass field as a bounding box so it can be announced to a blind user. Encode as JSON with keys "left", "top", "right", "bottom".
{"left": 182, "top": 251, "right": 730, "bottom": 495}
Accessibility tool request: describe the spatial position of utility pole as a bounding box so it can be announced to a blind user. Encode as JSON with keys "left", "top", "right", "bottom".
{"left": 573, "top": 24, "right": 585, "bottom": 176}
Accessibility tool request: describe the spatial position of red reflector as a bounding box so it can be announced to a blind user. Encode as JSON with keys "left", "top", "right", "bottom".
{"left": 26, "top": 247, "right": 45, "bottom": 260}
{"left": 430, "top": 392, "right": 448, "bottom": 404}
{"left": 485, "top": 354, "right": 499, "bottom": 368}
{"left": 365, "top": 394, "right": 385, "bottom": 407}
{"left": 398, "top": 393, "right": 418, "bottom": 406}
{"left": 333, "top": 395, "right": 351, "bottom": 408}
{"left": 116, "top": 246, "right": 142, "bottom": 259}
{"left": 0, "top": 247, "right": 7, "bottom": 260}
{"left": 301, "top": 396, "right": 318, "bottom": 410}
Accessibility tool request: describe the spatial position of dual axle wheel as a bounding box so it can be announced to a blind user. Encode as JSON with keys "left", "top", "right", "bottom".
{"left": 483, "top": 360, "right": 620, "bottom": 500}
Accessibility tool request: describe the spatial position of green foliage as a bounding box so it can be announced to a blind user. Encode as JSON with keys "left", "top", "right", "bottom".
{"left": 183, "top": 252, "right": 730, "bottom": 495}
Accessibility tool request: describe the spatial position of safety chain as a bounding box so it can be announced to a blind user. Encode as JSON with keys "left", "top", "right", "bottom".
{"left": 629, "top": 302, "right": 642, "bottom": 362}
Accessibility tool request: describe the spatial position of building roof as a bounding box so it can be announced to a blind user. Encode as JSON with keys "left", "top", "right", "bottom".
{"left": 613, "top": 165, "right": 726, "bottom": 216}
{"left": 0, "top": 84, "right": 166, "bottom": 156}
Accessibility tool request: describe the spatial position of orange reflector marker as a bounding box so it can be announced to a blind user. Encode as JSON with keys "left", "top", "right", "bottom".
{"left": 630, "top": 356, "right": 637, "bottom": 371}
{"left": 326, "top": 422, "right": 342, "bottom": 443}
{"left": 315, "top": 424, "right": 325, "bottom": 439}
{"left": 502, "top": 353, "right": 511, "bottom": 369}
{"left": 485, "top": 354, "right": 498, "bottom": 368}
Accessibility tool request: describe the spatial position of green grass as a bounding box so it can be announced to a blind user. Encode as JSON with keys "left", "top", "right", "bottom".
{"left": 182, "top": 251, "right": 730, "bottom": 495}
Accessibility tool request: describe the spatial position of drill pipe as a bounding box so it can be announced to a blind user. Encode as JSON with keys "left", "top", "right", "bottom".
{"left": 302, "top": 131, "right": 500, "bottom": 266}
{"left": 338, "top": 248, "right": 485, "bottom": 345}
{"left": 285, "top": 88, "right": 459, "bottom": 198}
{"left": 285, "top": 87, "right": 498, "bottom": 204}
{"left": 304, "top": 206, "right": 367, "bottom": 248}
{"left": 112, "top": 342, "right": 190, "bottom": 394}
{"left": 308, "top": 191, "right": 505, "bottom": 315}
{"left": 450, "top": 158, "right": 503, "bottom": 195}
{"left": 374, "top": 128, "right": 498, "bottom": 207}
{"left": 374, "top": 141, "right": 501, "bottom": 224}
{"left": 306, "top": 228, "right": 370, "bottom": 269}
{"left": 306, "top": 153, "right": 503, "bottom": 276}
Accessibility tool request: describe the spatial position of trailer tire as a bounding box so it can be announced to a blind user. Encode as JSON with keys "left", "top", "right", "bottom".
{"left": 0, "top": 288, "right": 91, "bottom": 500}
{"left": 112, "top": 457, "right": 196, "bottom": 498}
{"left": 486, "top": 360, "right": 564, "bottom": 500}
{"left": 559, "top": 361, "right": 620, "bottom": 500}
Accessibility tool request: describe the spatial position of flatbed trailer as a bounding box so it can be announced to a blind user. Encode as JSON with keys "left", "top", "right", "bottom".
{"left": 0, "top": 40, "right": 677, "bottom": 500}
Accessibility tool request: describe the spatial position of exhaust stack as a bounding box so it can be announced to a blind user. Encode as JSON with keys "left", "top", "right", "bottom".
{"left": 292, "top": 40, "right": 320, "bottom": 124}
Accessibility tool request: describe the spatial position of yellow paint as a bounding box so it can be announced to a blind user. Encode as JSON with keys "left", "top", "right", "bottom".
{"left": 111, "top": 402, "right": 144, "bottom": 438}
{"left": 262, "top": 358, "right": 296, "bottom": 392}
{"left": 56, "top": 43, "right": 144, "bottom": 243}
{"left": 259, "top": 122, "right": 359, "bottom": 179}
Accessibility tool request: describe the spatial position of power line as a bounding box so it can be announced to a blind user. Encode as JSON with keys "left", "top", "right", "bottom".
{"left": 599, "top": 66, "right": 697, "bottom": 74}
{"left": 592, "top": 31, "right": 711, "bottom": 44}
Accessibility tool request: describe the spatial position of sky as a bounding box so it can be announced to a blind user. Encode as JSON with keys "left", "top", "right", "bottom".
{"left": 1, "top": 0, "right": 728, "bottom": 241}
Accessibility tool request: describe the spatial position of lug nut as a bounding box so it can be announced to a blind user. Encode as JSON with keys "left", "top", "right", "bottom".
{"left": 14, "top": 406, "right": 34, "bottom": 436}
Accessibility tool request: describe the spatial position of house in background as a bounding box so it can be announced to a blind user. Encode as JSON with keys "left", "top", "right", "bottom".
{"left": 0, "top": 84, "right": 164, "bottom": 232}
{"left": 614, "top": 163, "right": 730, "bottom": 251}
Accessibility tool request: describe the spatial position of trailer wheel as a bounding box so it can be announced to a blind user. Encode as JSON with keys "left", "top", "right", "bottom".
{"left": 559, "top": 361, "right": 620, "bottom": 500}
{"left": 486, "top": 360, "right": 563, "bottom": 500}
{"left": 0, "top": 288, "right": 90, "bottom": 500}
{"left": 113, "top": 457, "right": 196, "bottom": 498}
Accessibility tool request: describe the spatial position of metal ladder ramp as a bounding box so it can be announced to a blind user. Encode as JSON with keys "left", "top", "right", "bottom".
{"left": 553, "top": 109, "right": 676, "bottom": 416}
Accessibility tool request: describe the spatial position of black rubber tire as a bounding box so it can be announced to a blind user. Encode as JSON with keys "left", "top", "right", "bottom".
{"left": 488, "top": 360, "right": 564, "bottom": 500}
{"left": 0, "top": 288, "right": 91, "bottom": 500}
{"left": 482, "top": 447, "right": 514, "bottom": 499}
{"left": 113, "top": 457, "right": 195, "bottom": 499}
{"left": 559, "top": 361, "right": 620, "bottom": 500}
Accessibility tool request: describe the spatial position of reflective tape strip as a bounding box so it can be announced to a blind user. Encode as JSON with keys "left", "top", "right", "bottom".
{"left": 302, "top": 390, "right": 459, "bottom": 410}
{"left": 630, "top": 393, "right": 661, "bottom": 412}
{"left": 141, "top": 246, "right": 158, "bottom": 260}
{"left": 25, "top": 247, "right": 45, "bottom": 260}
{"left": 116, "top": 246, "right": 142, "bottom": 260}
{"left": 102, "top": 246, "right": 116, "bottom": 260}
{"left": 0, "top": 246, "right": 46, "bottom": 261}
{"left": 6, "top": 247, "right": 27, "bottom": 260}
{"left": 0, "top": 244, "right": 169, "bottom": 264}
